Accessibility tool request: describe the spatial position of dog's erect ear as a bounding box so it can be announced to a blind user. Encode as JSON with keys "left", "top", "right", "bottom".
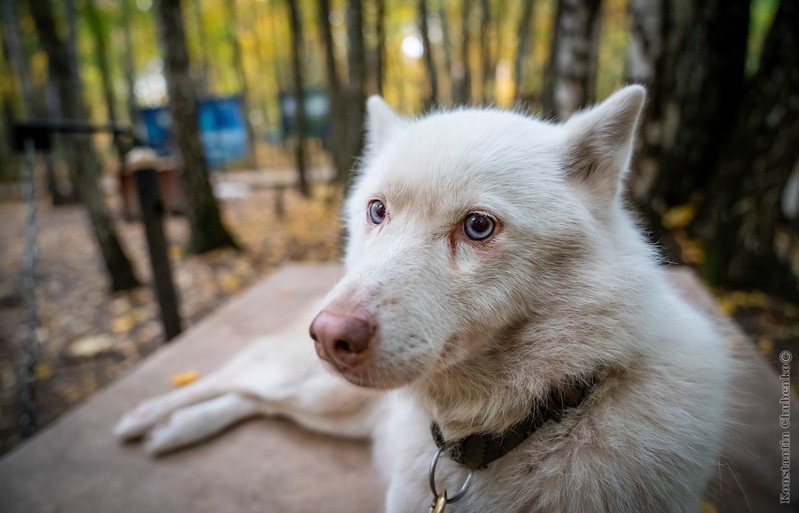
{"left": 562, "top": 85, "right": 646, "bottom": 202}
{"left": 366, "top": 96, "right": 406, "bottom": 152}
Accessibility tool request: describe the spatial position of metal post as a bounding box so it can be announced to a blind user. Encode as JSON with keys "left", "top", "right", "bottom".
{"left": 19, "top": 137, "right": 39, "bottom": 437}
{"left": 133, "top": 165, "right": 182, "bottom": 341}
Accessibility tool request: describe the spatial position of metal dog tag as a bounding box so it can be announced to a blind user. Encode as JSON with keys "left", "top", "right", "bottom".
{"left": 428, "top": 491, "right": 447, "bottom": 513}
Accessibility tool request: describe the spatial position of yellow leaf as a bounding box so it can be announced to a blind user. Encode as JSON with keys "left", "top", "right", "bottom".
{"left": 218, "top": 272, "right": 241, "bottom": 294}
{"left": 700, "top": 500, "right": 718, "bottom": 513}
{"left": 111, "top": 313, "right": 136, "bottom": 334}
{"left": 717, "top": 297, "right": 736, "bottom": 316}
{"left": 171, "top": 370, "right": 200, "bottom": 387}
{"left": 662, "top": 204, "right": 696, "bottom": 230}
{"left": 35, "top": 363, "right": 53, "bottom": 380}
{"left": 757, "top": 338, "right": 774, "bottom": 358}
{"left": 169, "top": 245, "right": 184, "bottom": 260}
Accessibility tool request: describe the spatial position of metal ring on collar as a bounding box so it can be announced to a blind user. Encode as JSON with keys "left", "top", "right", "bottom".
{"left": 428, "top": 446, "right": 473, "bottom": 503}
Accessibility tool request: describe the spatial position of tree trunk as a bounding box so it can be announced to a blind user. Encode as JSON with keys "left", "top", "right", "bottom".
{"left": 223, "top": 0, "right": 258, "bottom": 169}
{"left": 542, "top": 0, "right": 602, "bottom": 120}
{"left": 698, "top": 0, "right": 799, "bottom": 302}
{"left": 86, "top": 0, "right": 118, "bottom": 126}
{"left": 86, "top": 0, "right": 125, "bottom": 164}
{"left": 654, "top": 0, "right": 749, "bottom": 207}
{"left": 418, "top": 0, "right": 438, "bottom": 107}
{"left": 287, "top": 0, "right": 309, "bottom": 197}
{"left": 1, "top": 0, "right": 34, "bottom": 116}
{"left": 62, "top": 0, "right": 84, "bottom": 203}
{"left": 375, "top": 0, "right": 386, "bottom": 96}
{"left": 317, "top": 0, "right": 350, "bottom": 182}
{"left": 452, "top": 0, "right": 473, "bottom": 104}
{"left": 27, "top": 0, "right": 141, "bottom": 291}
{"left": 154, "top": 0, "right": 238, "bottom": 254}
{"left": 120, "top": 0, "right": 139, "bottom": 127}
{"left": 344, "top": 0, "right": 366, "bottom": 188}
{"left": 438, "top": 0, "right": 454, "bottom": 104}
{"left": 626, "top": 0, "right": 691, "bottom": 203}
{"left": 478, "top": 0, "right": 491, "bottom": 104}
{"left": 189, "top": 0, "right": 210, "bottom": 96}
{"left": 513, "top": 0, "right": 535, "bottom": 103}
{"left": 625, "top": 0, "right": 661, "bottom": 86}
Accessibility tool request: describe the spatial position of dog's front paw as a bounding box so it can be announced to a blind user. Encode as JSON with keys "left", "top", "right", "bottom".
{"left": 142, "top": 394, "right": 261, "bottom": 455}
{"left": 114, "top": 398, "right": 171, "bottom": 440}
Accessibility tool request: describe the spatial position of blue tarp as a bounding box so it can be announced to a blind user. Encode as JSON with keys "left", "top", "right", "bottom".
{"left": 138, "top": 96, "right": 248, "bottom": 167}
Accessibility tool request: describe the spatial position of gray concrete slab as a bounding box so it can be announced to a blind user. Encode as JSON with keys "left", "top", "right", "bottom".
{"left": 0, "top": 264, "right": 796, "bottom": 512}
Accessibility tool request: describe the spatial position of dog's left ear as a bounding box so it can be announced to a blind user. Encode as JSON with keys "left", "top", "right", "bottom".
{"left": 366, "top": 96, "right": 407, "bottom": 153}
{"left": 562, "top": 85, "right": 646, "bottom": 203}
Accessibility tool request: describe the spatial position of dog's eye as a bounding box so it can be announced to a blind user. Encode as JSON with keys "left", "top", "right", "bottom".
{"left": 368, "top": 200, "right": 386, "bottom": 224}
{"left": 463, "top": 213, "right": 495, "bottom": 240}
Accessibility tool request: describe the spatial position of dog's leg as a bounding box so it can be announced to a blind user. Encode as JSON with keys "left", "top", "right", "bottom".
{"left": 116, "top": 295, "right": 384, "bottom": 454}
{"left": 144, "top": 392, "right": 261, "bottom": 455}
{"left": 114, "top": 373, "right": 231, "bottom": 441}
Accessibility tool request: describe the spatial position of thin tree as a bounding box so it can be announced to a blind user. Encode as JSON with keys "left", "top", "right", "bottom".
{"left": 344, "top": 0, "right": 367, "bottom": 188}
{"left": 317, "top": 0, "right": 350, "bottom": 182}
{"left": 61, "top": 0, "right": 84, "bottom": 202}
{"left": 452, "top": 0, "right": 473, "bottom": 104}
{"left": 513, "top": 0, "right": 535, "bottom": 103}
{"left": 223, "top": 0, "right": 259, "bottom": 169}
{"left": 624, "top": 0, "right": 665, "bottom": 201}
{"left": 438, "top": 0, "right": 454, "bottom": 103}
{"left": 287, "top": 0, "right": 310, "bottom": 197}
{"left": 86, "top": 0, "right": 125, "bottom": 163}
{"left": 27, "top": 0, "right": 141, "bottom": 291}
{"left": 697, "top": 0, "right": 799, "bottom": 301}
{"left": 120, "top": 0, "right": 139, "bottom": 126}
{"left": 189, "top": 0, "right": 211, "bottom": 96}
{"left": 478, "top": 0, "right": 491, "bottom": 104}
{"left": 542, "top": 0, "right": 602, "bottom": 119}
{"left": 418, "top": 0, "right": 439, "bottom": 107}
{"left": 154, "top": 0, "right": 238, "bottom": 253}
{"left": 375, "top": 0, "right": 386, "bottom": 96}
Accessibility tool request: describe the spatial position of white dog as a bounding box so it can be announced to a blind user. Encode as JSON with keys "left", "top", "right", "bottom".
{"left": 116, "top": 86, "right": 730, "bottom": 512}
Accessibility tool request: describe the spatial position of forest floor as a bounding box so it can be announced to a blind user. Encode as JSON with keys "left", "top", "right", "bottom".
{"left": 0, "top": 166, "right": 797, "bottom": 457}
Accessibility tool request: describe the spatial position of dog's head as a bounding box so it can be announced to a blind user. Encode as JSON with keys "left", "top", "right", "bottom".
{"left": 310, "top": 86, "right": 647, "bottom": 389}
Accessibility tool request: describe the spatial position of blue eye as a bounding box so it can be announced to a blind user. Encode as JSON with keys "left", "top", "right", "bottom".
{"left": 463, "top": 213, "right": 495, "bottom": 240}
{"left": 368, "top": 200, "right": 386, "bottom": 224}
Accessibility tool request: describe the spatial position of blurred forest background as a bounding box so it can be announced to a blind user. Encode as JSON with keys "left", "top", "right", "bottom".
{"left": 0, "top": 0, "right": 797, "bottom": 455}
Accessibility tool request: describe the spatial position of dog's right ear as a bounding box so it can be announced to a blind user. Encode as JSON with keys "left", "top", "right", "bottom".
{"left": 366, "top": 96, "right": 406, "bottom": 152}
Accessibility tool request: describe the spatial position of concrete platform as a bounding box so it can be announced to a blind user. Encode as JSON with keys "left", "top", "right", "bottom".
{"left": 0, "top": 263, "right": 796, "bottom": 512}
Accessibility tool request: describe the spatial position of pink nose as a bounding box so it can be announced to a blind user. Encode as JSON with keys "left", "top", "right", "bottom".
{"left": 309, "top": 310, "right": 375, "bottom": 369}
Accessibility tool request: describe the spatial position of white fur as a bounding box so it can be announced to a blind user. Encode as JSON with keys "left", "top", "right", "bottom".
{"left": 117, "top": 86, "right": 730, "bottom": 512}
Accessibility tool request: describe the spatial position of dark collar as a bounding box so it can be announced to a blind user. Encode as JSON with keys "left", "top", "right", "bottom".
{"left": 430, "top": 373, "right": 601, "bottom": 470}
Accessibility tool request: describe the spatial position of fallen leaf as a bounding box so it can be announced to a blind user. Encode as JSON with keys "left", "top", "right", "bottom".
{"left": 111, "top": 313, "right": 136, "bottom": 334}
{"left": 171, "top": 370, "right": 200, "bottom": 387}
{"left": 699, "top": 500, "right": 718, "bottom": 513}
{"left": 68, "top": 335, "right": 114, "bottom": 358}
{"left": 662, "top": 204, "right": 696, "bottom": 230}
{"left": 35, "top": 362, "right": 53, "bottom": 380}
{"left": 717, "top": 297, "right": 736, "bottom": 316}
{"left": 218, "top": 272, "right": 241, "bottom": 294}
{"left": 757, "top": 338, "right": 774, "bottom": 359}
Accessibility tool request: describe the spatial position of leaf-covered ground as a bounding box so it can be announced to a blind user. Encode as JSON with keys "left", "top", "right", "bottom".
{"left": 0, "top": 171, "right": 341, "bottom": 455}
{"left": 0, "top": 174, "right": 797, "bottom": 457}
